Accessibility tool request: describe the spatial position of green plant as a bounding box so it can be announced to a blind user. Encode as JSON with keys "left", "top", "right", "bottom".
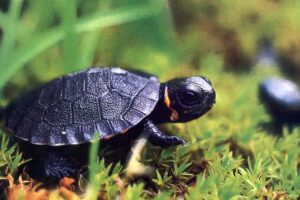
{"left": 0, "top": 133, "right": 28, "bottom": 176}
{"left": 84, "top": 133, "right": 123, "bottom": 200}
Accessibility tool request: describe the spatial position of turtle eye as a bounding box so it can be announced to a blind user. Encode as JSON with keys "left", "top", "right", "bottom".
{"left": 177, "top": 90, "right": 203, "bottom": 106}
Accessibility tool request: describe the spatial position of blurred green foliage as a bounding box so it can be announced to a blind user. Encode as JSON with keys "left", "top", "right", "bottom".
{"left": 0, "top": 0, "right": 299, "bottom": 199}
{"left": 0, "top": 0, "right": 172, "bottom": 94}
{"left": 172, "top": 0, "right": 300, "bottom": 76}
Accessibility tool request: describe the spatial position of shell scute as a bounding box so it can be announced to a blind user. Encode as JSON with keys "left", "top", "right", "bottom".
{"left": 49, "top": 126, "right": 68, "bottom": 145}
{"left": 96, "top": 121, "right": 114, "bottom": 138}
{"left": 86, "top": 68, "right": 110, "bottom": 97}
{"left": 15, "top": 117, "right": 33, "bottom": 140}
{"left": 100, "top": 92, "right": 130, "bottom": 120}
{"left": 140, "top": 82, "right": 159, "bottom": 101}
{"left": 44, "top": 102, "right": 72, "bottom": 126}
{"left": 30, "top": 122, "right": 51, "bottom": 144}
{"left": 109, "top": 119, "right": 130, "bottom": 133}
{"left": 123, "top": 108, "right": 146, "bottom": 125}
{"left": 111, "top": 72, "right": 147, "bottom": 97}
{"left": 26, "top": 105, "right": 44, "bottom": 122}
{"left": 63, "top": 73, "right": 86, "bottom": 101}
{"left": 132, "top": 96, "right": 157, "bottom": 115}
{"left": 73, "top": 95, "right": 100, "bottom": 124}
{"left": 38, "top": 79, "right": 62, "bottom": 107}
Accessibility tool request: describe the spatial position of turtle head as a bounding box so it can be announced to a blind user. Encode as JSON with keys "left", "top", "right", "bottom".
{"left": 162, "top": 76, "right": 216, "bottom": 122}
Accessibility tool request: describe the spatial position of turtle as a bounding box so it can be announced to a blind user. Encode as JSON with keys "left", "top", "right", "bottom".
{"left": 259, "top": 77, "right": 300, "bottom": 124}
{"left": 1, "top": 67, "right": 215, "bottom": 179}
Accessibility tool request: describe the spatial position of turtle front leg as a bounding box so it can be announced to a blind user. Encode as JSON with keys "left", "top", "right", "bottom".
{"left": 144, "top": 120, "right": 186, "bottom": 147}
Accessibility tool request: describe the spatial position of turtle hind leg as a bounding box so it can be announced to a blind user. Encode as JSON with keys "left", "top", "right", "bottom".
{"left": 144, "top": 120, "right": 186, "bottom": 147}
{"left": 28, "top": 148, "right": 76, "bottom": 181}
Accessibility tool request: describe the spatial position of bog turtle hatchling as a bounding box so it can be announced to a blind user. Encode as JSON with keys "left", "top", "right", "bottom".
{"left": 1, "top": 67, "right": 216, "bottom": 179}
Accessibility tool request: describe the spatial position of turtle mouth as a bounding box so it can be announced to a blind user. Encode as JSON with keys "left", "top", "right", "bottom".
{"left": 198, "top": 100, "right": 215, "bottom": 114}
{"left": 188, "top": 106, "right": 212, "bottom": 117}
{"left": 208, "top": 90, "right": 216, "bottom": 105}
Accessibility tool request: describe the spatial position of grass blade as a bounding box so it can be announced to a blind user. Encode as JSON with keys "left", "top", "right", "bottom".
{"left": 79, "top": 31, "right": 101, "bottom": 67}
{"left": 85, "top": 132, "right": 100, "bottom": 200}
{"left": 55, "top": 0, "right": 79, "bottom": 71}
{"left": 0, "top": 12, "right": 7, "bottom": 27}
{"left": 0, "top": 1, "right": 163, "bottom": 89}
{"left": 0, "top": 0, "right": 23, "bottom": 67}
{"left": 75, "top": 3, "right": 162, "bottom": 33}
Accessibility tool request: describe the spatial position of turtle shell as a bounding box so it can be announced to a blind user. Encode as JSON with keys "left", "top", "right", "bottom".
{"left": 5, "top": 67, "right": 160, "bottom": 146}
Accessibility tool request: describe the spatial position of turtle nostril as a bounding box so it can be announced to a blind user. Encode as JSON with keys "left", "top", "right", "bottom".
{"left": 208, "top": 91, "right": 216, "bottom": 104}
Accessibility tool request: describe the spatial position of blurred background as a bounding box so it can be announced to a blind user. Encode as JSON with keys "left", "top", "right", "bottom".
{"left": 0, "top": 0, "right": 300, "bottom": 198}
{"left": 1, "top": 0, "right": 300, "bottom": 99}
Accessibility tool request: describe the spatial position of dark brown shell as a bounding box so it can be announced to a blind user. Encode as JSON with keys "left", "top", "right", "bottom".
{"left": 5, "top": 67, "right": 160, "bottom": 146}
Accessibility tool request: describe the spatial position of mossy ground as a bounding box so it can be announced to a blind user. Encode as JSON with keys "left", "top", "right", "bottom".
{"left": 0, "top": 1, "right": 299, "bottom": 199}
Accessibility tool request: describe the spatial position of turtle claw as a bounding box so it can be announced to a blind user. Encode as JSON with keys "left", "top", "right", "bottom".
{"left": 175, "top": 136, "right": 187, "bottom": 146}
{"left": 166, "top": 135, "right": 187, "bottom": 146}
{"left": 145, "top": 120, "right": 187, "bottom": 147}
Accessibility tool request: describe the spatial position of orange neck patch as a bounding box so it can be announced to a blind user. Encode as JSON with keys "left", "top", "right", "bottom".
{"left": 164, "top": 86, "right": 179, "bottom": 121}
